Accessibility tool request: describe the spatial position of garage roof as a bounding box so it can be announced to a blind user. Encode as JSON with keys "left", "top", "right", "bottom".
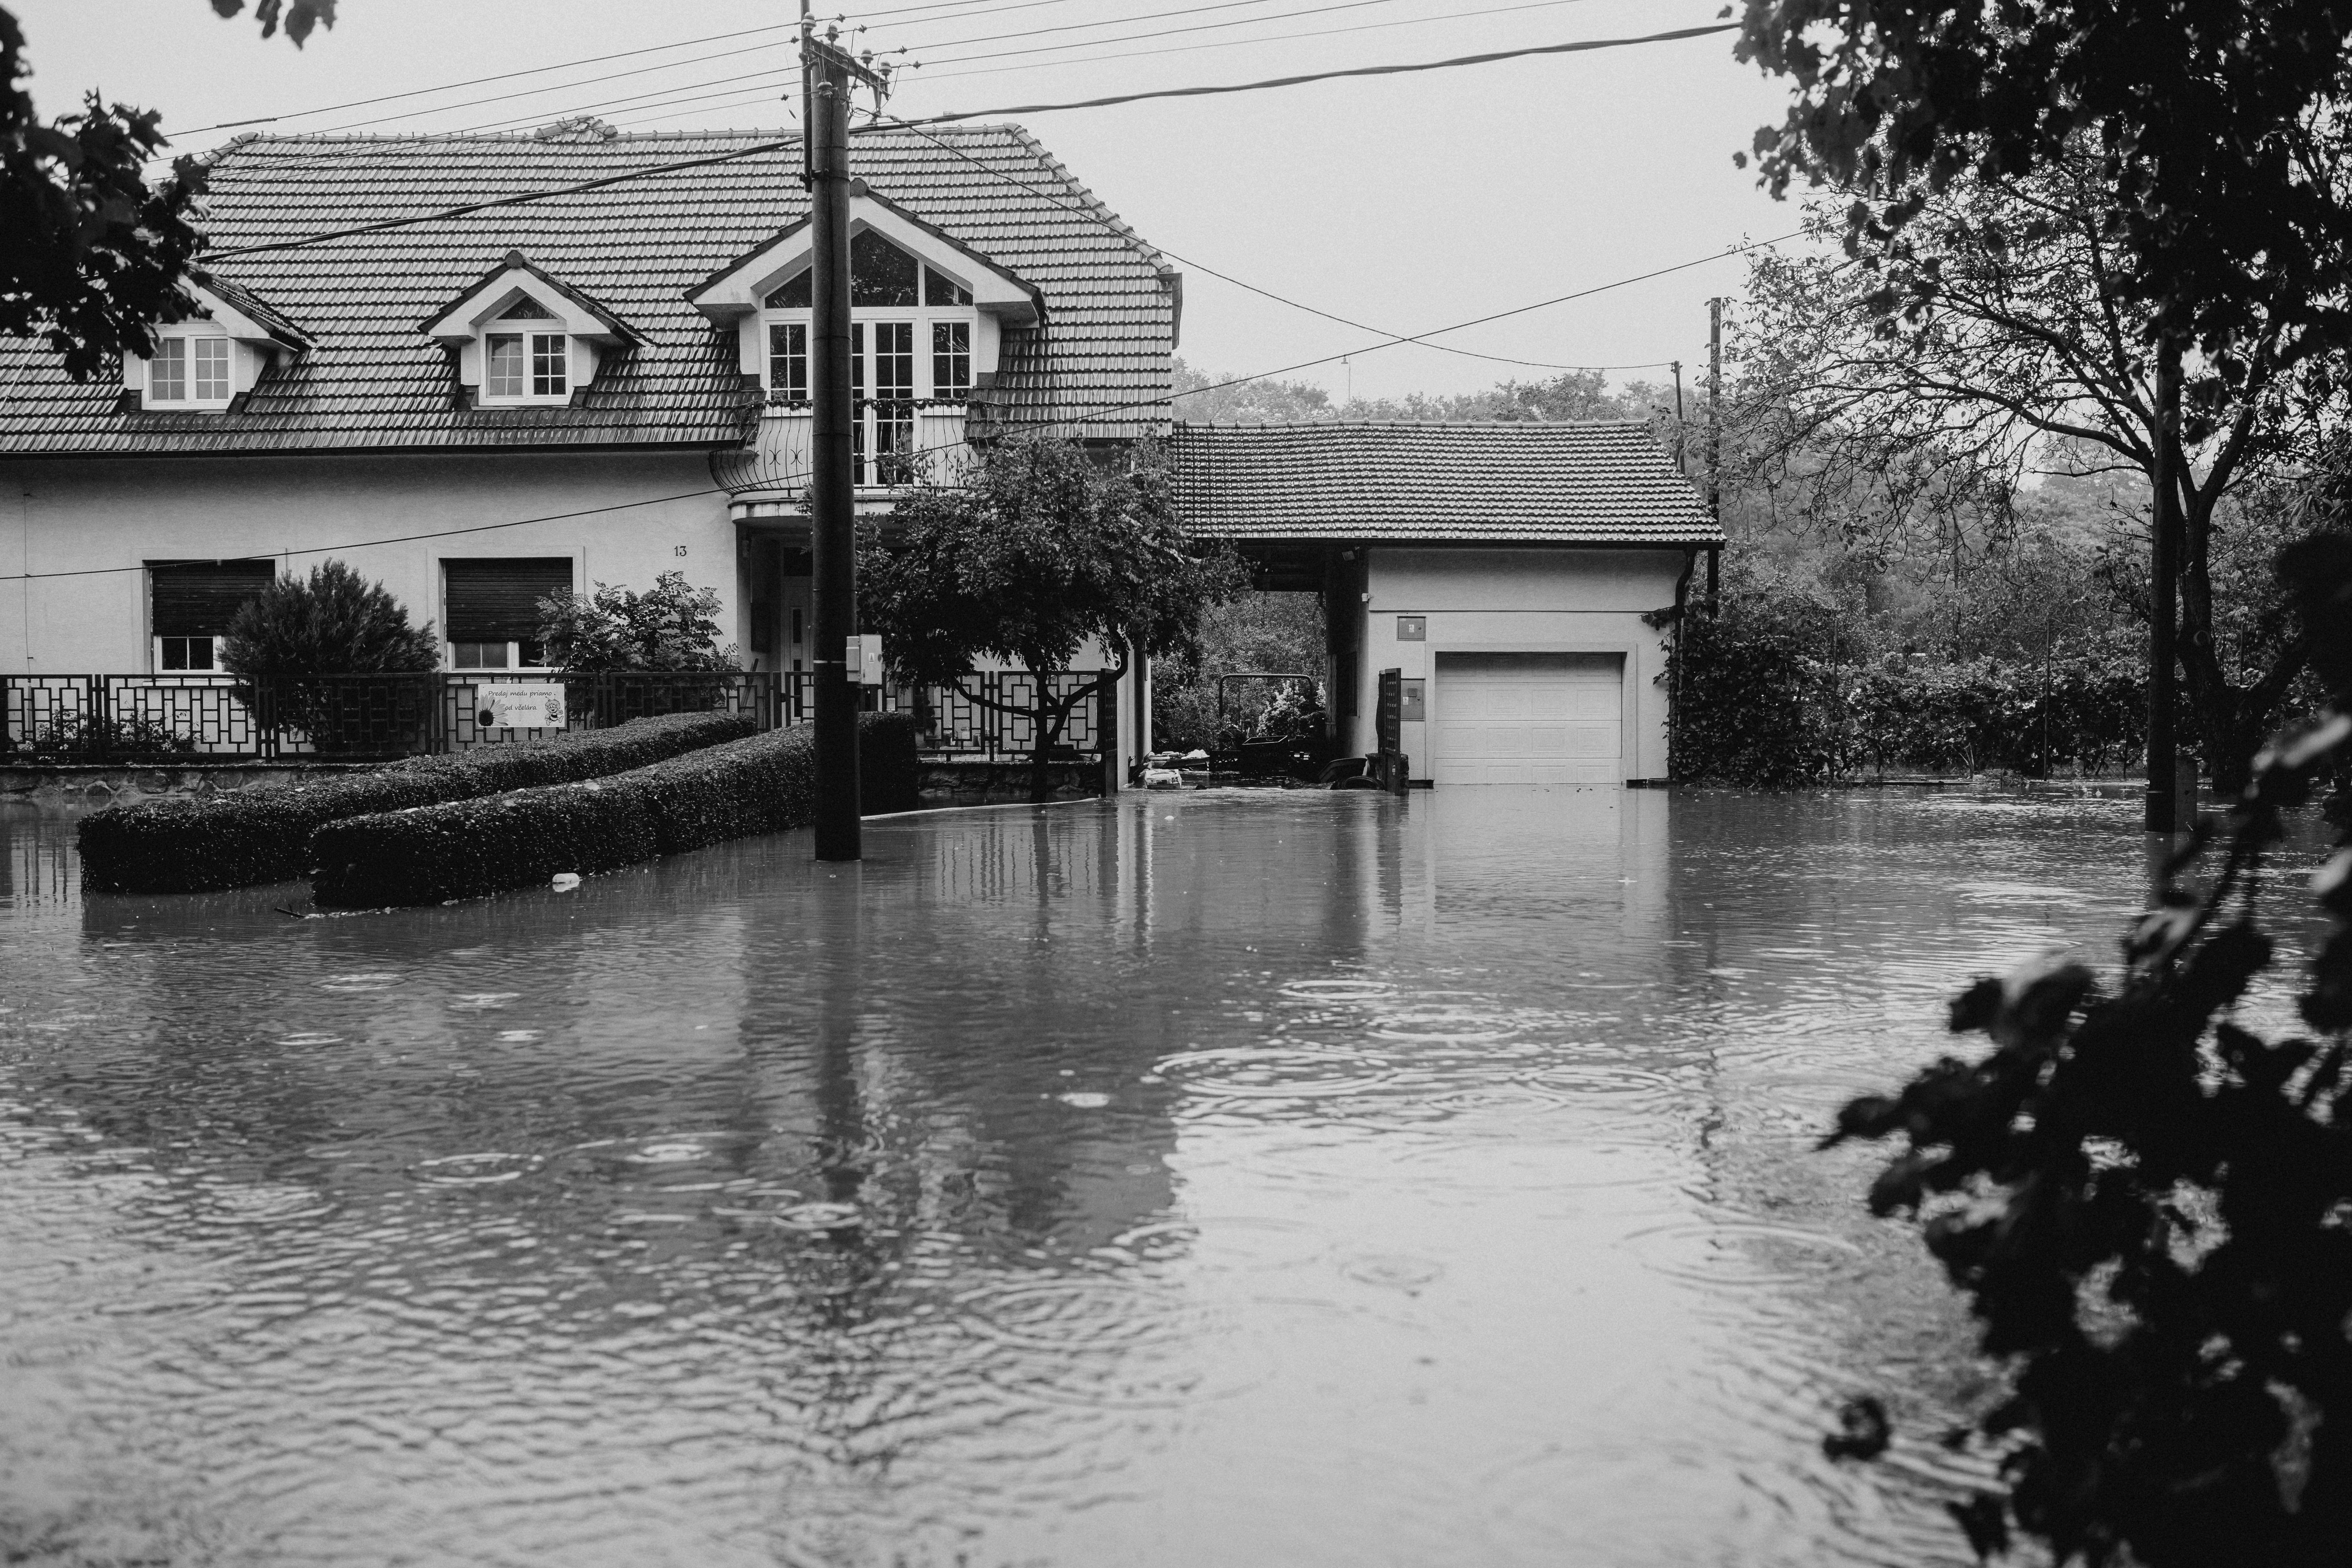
{"left": 1169, "top": 420, "right": 1721, "bottom": 547}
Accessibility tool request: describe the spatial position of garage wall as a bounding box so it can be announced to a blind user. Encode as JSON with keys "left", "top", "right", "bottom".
{"left": 1348, "top": 547, "right": 1685, "bottom": 783}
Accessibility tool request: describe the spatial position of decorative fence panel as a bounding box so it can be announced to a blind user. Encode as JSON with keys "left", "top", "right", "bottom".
{"left": 776, "top": 670, "right": 1110, "bottom": 760}
{"left": 4, "top": 672, "right": 786, "bottom": 763}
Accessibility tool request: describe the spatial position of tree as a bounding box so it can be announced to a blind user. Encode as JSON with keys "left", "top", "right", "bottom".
{"left": 860, "top": 437, "right": 1247, "bottom": 802}
{"left": 1822, "top": 538, "right": 2352, "bottom": 1567}
{"left": 1734, "top": 162, "right": 2351, "bottom": 787}
{"left": 2, "top": 2, "right": 332, "bottom": 378}
{"left": 1733, "top": 1, "right": 2352, "bottom": 364}
{"left": 536, "top": 572, "right": 736, "bottom": 674}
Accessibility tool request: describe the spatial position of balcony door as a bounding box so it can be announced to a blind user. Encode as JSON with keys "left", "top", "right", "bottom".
{"left": 850, "top": 321, "right": 917, "bottom": 486}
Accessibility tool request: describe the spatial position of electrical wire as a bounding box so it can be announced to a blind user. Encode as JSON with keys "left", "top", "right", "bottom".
{"left": 895, "top": 21, "right": 1736, "bottom": 124}
{"left": 198, "top": 22, "right": 1739, "bottom": 259}
{"left": 910, "top": 0, "right": 1621, "bottom": 85}
{"left": 876, "top": 108, "right": 1666, "bottom": 373}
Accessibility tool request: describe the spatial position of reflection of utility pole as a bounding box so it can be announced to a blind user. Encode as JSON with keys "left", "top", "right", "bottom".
{"left": 806, "top": 14, "right": 871, "bottom": 862}
{"left": 2147, "top": 327, "right": 2180, "bottom": 842}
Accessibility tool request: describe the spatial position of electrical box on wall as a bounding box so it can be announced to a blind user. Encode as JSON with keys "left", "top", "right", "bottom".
{"left": 1399, "top": 678, "right": 1426, "bottom": 722}
{"left": 1396, "top": 615, "right": 1426, "bottom": 640}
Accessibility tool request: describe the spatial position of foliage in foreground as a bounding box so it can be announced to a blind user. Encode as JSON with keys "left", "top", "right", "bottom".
{"left": 2, "top": 2, "right": 329, "bottom": 379}
{"left": 861, "top": 438, "right": 1246, "bottom": 799}
{"left": 310, "top": 712, "right": 918, "bottom": 908}
{"left": 1825, "top": 537, "right": 2352, "bottom": 1564}
{"left": 77, "top": 710, "right": 751, "bottom": 894}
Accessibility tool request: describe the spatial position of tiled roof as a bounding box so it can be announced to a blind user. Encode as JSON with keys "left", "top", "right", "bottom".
{"left": 1169, "top": 420, "right": 1722, "bottom": 547}
{"left": 0, "top": 125, "right": 1175, "bottom": 456}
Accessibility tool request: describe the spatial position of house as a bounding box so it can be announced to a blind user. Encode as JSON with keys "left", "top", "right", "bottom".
{"left": 0, "top": 121, "right": 1174, "bottom": 768}
{"left": 1, "top": 118, "right": 1717, "bottom": 786}
{"left": 1169, "top": 420, "right": 1721, "bottom": 785}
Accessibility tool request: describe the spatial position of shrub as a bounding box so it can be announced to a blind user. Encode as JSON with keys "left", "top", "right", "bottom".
{"left": 78, "top": 710, "right": 753, "bottom": 894}
{"left": 536, "top": 571, "right": 737, "bottom": 673}
{"left": 11, "top": 709, "right": 196, "bottom": 761}
{"left": 309, "top": 713, "right": 918, "bottom": 908}
{"left": 221, "top": 560, "right": 440, "bottom": 752}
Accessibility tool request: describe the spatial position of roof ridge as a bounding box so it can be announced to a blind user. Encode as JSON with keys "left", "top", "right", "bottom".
{"left": 999, "top": 123, "right": 1171, "bottom": 274}
{"left": 1174, "top": 417, "right": 1655, "bottom": 431}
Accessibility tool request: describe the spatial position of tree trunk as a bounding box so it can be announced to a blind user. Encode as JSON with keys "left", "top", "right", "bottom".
{"left": 1028, "top": 682, "right": 1055, "bottom": 804}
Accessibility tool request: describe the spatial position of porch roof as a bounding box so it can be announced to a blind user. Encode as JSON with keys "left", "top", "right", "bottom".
{"left": 1169, "top": 419, "right": 1721, "bottom": 548}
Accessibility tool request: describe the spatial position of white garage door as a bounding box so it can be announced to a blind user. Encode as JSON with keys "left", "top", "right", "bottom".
{"left": 1433, "top": 653, "right": 1622, "bottom": 785}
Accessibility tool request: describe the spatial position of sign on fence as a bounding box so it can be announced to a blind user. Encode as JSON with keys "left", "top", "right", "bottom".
{"left": 475, "top": 682, "right": 567, "bottom": 731}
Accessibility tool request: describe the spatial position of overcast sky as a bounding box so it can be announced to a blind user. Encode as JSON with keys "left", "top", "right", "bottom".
{"left": 14, "top": 0, "right": 1805, "bottom": 403}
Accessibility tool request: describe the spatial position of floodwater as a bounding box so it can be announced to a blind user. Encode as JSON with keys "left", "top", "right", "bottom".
{"left": 0, "top": 785, "right": 2302, "bottom": 1567}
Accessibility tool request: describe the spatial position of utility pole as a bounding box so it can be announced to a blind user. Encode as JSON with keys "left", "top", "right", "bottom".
{"left": 1670, "top": 359, "right": 1685, "bottom": 469}
{"left": 1706, "top": 300, "right": 1723, "bottom": 616}
{"left": 805, "top": 18, "right": 879, "bottom": 862}
{"left": 2146, "top": 328, "right": 2181, "bottom": 841}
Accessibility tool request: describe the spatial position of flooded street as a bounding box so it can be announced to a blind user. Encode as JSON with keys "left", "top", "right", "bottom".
{"left": 0, "top": 786, "right": 2195, "bottom": 1566}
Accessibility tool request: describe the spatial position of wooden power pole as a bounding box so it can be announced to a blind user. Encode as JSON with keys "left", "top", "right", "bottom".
{"left": 804, "top": 23, "right": 879, "bottom": 862}
{"left": 1706, "top": 299, "right": 1723, "bottom": 614}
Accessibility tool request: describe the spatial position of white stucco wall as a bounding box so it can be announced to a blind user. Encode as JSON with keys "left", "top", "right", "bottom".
{"left": 1350, "top": 546, "right": 1688, "bottom": 783}
{"left": 0, "top": 452, "right": 733, "bottom": 673}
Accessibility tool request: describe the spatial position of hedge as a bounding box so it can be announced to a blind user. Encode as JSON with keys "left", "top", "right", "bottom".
{"left": 78, "top": 710, "right": 755, "bottom": 894}
{"left": 311, "top": 711, "right": 921, "bottom": 908}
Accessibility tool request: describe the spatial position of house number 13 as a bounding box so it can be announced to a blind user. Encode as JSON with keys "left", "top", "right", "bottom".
{"left": 673, "top": 545, "right": 688, "bottom": 556}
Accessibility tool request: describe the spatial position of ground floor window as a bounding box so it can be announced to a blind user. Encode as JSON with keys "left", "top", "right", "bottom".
{"left": 443, "top": 557, "right": 572, "bottom": 670}
{"left": 148, "top": 558, "right": 275, "bottom": 674}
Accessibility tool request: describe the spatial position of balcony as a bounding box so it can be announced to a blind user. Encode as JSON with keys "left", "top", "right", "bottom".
{"left": 717, "top": 399, "right": 972, "bottom": 504}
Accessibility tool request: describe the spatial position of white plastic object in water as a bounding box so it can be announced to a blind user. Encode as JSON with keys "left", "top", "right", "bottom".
{"left": 550, "top": 872, "right": 582, "bottom": 892}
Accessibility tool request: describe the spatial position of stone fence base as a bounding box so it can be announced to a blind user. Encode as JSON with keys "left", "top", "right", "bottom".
{"left": 916, "top": 758, "right": 1105, "bottom": 804}
{"left": 2, "top": 761, "right": 381, "bottom": 805}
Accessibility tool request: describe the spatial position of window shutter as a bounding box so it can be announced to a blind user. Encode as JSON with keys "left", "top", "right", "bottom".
{"left": 149, "top": 559, "right": 276, "bottom": 637}
{"left": 444, "top": 558, "right": 573, "bottom": 642}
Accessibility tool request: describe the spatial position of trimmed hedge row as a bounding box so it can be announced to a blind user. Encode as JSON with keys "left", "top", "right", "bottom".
{"left": 311, "top": 712, "right": 922, "bottom": 908}
{"left": 78, "top": 710, "right": 756, "bottom": 894}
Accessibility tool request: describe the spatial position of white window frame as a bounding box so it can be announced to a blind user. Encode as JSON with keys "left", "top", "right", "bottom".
{"left": 757, "top": 266, "right": 978, "bottom": 405}
{"left": 145, "top": 331, "right": 236, "bottom": 410}
{"left": 480, "top": 329, "right": 571, "bottom": 405}
{"left": 153, "top": 634, "right": 220, "bottom": 672}
{"left": 446, "top": 638, "right": 553, "bottom": 673}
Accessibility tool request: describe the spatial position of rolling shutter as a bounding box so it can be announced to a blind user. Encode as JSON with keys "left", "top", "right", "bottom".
{"left": 444, "top": 558, "right": 573, "bottom": 642}
{"left": 149, "top": 559, "right": 276, "bottom": 637}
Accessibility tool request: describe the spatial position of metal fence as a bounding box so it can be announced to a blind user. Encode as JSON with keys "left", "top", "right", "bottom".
{"left": 779, "top": 669, "right": 1111, "bottom": 761}
{"left": 2, "top": 672, "right": 784, "bottom": 762}
{"left": 3, "top": 668, "right": 1112, "bottom": 763}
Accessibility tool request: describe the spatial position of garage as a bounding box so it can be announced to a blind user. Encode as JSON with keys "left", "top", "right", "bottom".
{"left": 1433, "top": 653, "right": 1623, "bottom": 785}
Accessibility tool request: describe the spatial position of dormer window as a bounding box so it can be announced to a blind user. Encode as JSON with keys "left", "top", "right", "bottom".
{"left": 149, "top": 335, "right": 234, "bottom": 407}
{"left": 420, "top": 251, "right": 637, "bottom": 411}
{"left": 754, "top": 233, "right": 980, "bottom": 404}
{"left": 125, "top": 275, "right": 311, "bottom": 413}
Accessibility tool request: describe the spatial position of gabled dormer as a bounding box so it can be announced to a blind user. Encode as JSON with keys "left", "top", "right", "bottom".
{"left": 686, "top": 183, "right": 1043, "bottom": 402}
{"left": 122, "top": 272, "right": 312, "bottom": 412}
{"left": 420, "top": 250, "right": 639, "bottom": 408}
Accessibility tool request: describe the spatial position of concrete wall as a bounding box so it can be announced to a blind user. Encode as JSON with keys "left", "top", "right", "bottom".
{"left": 1, "top": 452, "right": 731, "bottom": 674}
{"left": 1347, "top": 546, "right": 1686, "bottom": 783}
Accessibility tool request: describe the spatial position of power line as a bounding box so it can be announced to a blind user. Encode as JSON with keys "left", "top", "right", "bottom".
{"left": 896, "top": 21, "right": 1737, "bottom": 124}
{"left": 877, "top": 108, "right": 1662, "bottom": 373}
{"left": 200, "top": 24, "right": 1740, "bottom": 260}
{"left": 910, "top": 0, "right": 1617, "bottom": 85}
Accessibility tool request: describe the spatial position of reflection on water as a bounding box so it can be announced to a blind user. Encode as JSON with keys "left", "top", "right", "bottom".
{"left": 0, "top": 785, "right": 2214, "bottom": 1565}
